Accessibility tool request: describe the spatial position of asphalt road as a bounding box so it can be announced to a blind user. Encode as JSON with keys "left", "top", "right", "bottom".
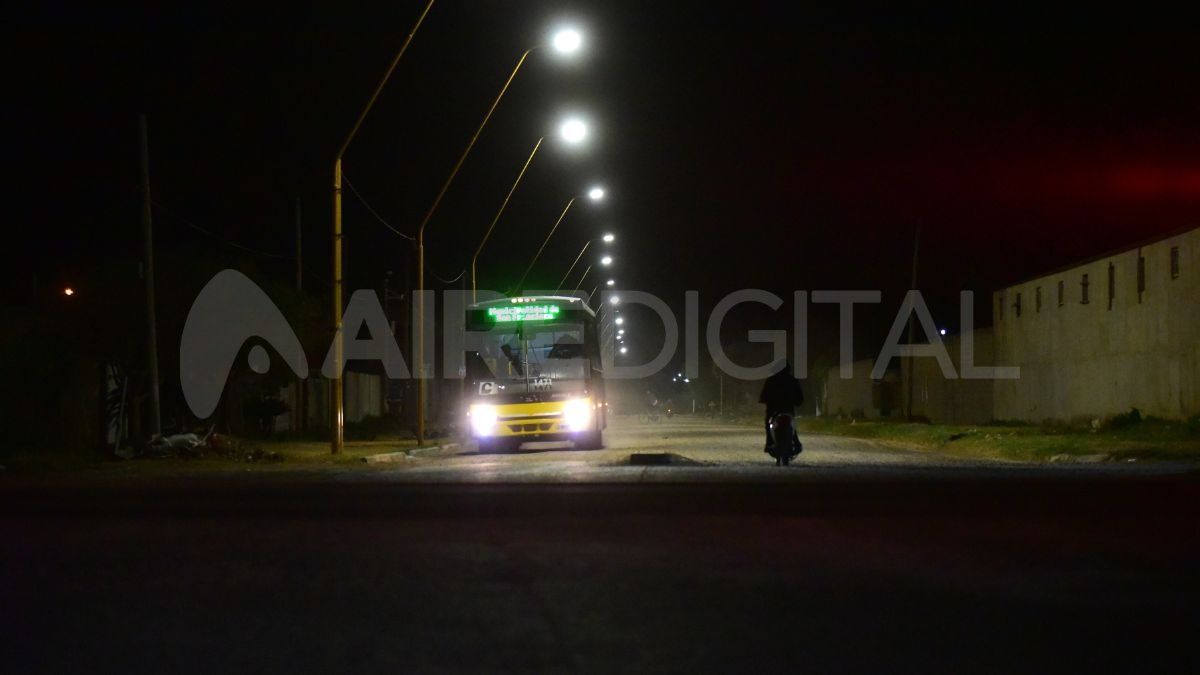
{"left": 3, "top": 417, "right": 1198, "bottom": 672}
{"left": 378, "top": 415, "right": 1191, "bottom": 482}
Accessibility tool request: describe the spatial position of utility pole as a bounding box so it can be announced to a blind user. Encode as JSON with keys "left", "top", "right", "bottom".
{"left": 331, "top": 0, "right": 435, "bottom": 454}
{"left": 904, "top": 222, "right": 921, "bottom": 420}
{"left": 138, "top": 115, "right": 161, "bottom": 437}
{"left": 295, "top": 197, "right": 305, "bottom": 433}
{"left": 719, "top": 374, "right": 724, "bottom": 416}
{"left": 295, "top": 197, "right": 303, "bottom": 291}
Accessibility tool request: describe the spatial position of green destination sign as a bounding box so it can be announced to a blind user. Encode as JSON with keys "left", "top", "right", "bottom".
{"left": 486, "top": 304, "right": 561, "bottom": 322}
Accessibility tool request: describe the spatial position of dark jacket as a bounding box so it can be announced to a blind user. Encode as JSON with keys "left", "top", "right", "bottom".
{"left": 758, "top": 368, "right": 804, "bottom": 412}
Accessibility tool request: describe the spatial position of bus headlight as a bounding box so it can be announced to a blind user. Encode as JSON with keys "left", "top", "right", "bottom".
{"left": 469, "top": 404, "right": 498, "bottom": 436}
{"left": 563, "top": 398, "right": 592, "bottom": 431}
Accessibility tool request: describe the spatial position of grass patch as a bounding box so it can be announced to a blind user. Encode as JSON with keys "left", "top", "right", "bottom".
{"left": 794, "top": 415, "right": 1200, "bottom": 463}
{"left": 0, "top": 437, "right": 423, "bottom": 477}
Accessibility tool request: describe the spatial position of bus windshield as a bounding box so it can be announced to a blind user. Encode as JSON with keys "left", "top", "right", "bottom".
{"left": 468, "top": 321, "right": 590, "bottom": 394}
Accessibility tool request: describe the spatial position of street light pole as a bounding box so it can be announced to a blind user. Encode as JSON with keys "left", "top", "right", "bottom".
{"left": 513, "top": 197, "right": 575, "bottom": 293}
{"left": 330, "top": 0, "right": 434, "bottom": 454}
{"left": 472, "top": 137, "right": 542, "bottom": 302}
{"left": 513, "top": 187, "right": 603, "bottom": 294}
{"left": 137, "top": 114, "right": 161, "bottom": 439}
{"left": 554, "top": 240, "right": 591, "bottom": 293}
{"left": 411, "top": 28, "right": 583, "bottom": 443}
{"left": 572, "top": 264, "right": 593, "bottom": 293}
{"left": 416, "top": 47, "right": 536, "bottom": 445}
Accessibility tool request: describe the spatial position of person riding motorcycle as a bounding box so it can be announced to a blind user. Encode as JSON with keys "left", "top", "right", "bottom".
{"left": 758, "top": 364, "right": 804, "bottom": 452}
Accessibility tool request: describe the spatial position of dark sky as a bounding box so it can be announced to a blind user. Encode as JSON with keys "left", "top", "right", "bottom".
{"left": 12, "top": 1, "right": 1200, "bottom": 354}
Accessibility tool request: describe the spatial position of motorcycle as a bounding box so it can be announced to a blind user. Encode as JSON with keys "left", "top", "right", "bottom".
{"left": 766, "top": 413, "right": 802, "bottom": 466}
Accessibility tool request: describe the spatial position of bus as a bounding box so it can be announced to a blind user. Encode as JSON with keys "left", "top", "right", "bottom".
{"left": 463, "top": 295, "right": 607, "bottom": 452}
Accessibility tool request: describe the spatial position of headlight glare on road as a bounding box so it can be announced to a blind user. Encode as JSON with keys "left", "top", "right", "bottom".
{"left": 563, "top": 398, "right": 591, "bottom": 431}
{"left": 470, "top": 404, "right": 498, "bottom": 436}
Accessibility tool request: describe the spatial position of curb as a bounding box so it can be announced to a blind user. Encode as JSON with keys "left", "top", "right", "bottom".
{"left": 362, "top": 442, "right": 462, "bottom": 464}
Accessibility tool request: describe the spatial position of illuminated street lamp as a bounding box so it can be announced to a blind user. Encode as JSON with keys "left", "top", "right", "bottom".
{"left": 560, "top": 118, "right": 588, "bottom": 144}
{"left": 63, "top": 287, "right": 75, "bottom": 297}
{"left": 588, "top": 186, "right": 605, "bottom": 200}
{"left": 554, "top": 234, "right": 615, "bottom": 294}
{"left": 552, "top": 28, "right": 583, "bottom": 53}
{"left": 573, "top": 253, "right": 613, "bottom": 293}
{"left": 606, "top": 279, "right": 615, "bottom": 286}
{"left": 610, "top": 295, "right": 620, "bottom": 305}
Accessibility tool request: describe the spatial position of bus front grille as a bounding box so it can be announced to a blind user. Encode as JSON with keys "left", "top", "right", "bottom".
{"left": 507, "top": 423, "right": 557, "bottom": 433}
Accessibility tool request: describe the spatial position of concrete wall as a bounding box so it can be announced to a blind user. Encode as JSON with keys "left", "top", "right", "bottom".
{"left": 909, "top": 329, "right": 996, "bottom": 425}
{"left": 992, "top": 226, "right": 1200, "bottom": 422}
{"left": 825, "top": 358, "right": 900, "bottom": 418}
{"left": 825, "top": 330, "right": 995, "bottom": 424}
{"left": 277, "top": 371, "right": 384, "bottom": 431}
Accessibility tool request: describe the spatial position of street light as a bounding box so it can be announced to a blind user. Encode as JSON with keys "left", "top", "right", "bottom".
{"left": 329, "top": 0, "right": 435, "bottom": 454}
{"left": 573, "top": 253, "right": 613, "bottom": 293}
{"left": 560, "top": 118, "right": 588, "bottom": 144}
{"left": 513, "top": 183, "right": 605, "bottom": 294}
{"left": 415, "top": 25, "right": 587, "bottom": 445}
{"left": 610, "top": 295, "right": 620, "bottom": 305}
{"left": 602, "top": 233, "right": 614, "bottom": 243}
{"left": 552, "top": 28, "right": 582, "bottom": 53}
{"left": 606, "top": 279, "right": 615, "bottom": 286}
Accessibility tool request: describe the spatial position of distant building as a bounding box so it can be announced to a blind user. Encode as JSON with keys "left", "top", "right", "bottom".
{"left": 992, "top": 225, "right": 1198, "bottom": 422}
{"left": 825, "top": 225, "right": 1199, "bottom": 423}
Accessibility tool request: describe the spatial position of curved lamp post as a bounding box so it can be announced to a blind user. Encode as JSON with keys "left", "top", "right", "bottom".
{"left": 415, "top": 27, "right": 584, "bottom": 444}
{"left": 330, "top": 0, "right": 435, "bottom": 454}
{"left": 512, "top": 184, "right": 605, "bottom": 294}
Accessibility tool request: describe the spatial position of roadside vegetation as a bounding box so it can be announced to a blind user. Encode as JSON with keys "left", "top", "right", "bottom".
{"left": 0, "top": 411, "right": 443, "bottom": 477}
{"left": 0, "top": 437, "right": 419, "bottom": 477}
{"left": 794, "top": 410, "right": 1200, "bottom": 463}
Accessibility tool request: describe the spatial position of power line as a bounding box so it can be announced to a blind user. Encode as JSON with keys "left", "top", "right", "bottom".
{"left": 343, "top": 174, "right": 416, "bottom": 241}
{"left": 430, "top": 268, "right": 465, "bottom": 284}
{"left": 343, "top": 173, "right": 466, "bottom": 285}
{"left": 152, "top": 199, "right": 294, "bottom": 260}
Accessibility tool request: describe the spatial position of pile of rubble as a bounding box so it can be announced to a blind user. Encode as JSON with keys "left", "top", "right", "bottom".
{"left": 120, "top": 429, "right": 283, "bottom": 464}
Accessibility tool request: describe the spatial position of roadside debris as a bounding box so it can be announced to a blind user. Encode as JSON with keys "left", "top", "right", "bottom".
{"left": 128, "top": 428, "right": 282, "bottom": 463}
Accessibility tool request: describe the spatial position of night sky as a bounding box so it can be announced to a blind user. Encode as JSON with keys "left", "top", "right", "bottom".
{"left": 13, "top": 1, "right": 1200, "bottom": 359}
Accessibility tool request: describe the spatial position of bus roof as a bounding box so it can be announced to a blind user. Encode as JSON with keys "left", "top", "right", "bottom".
{"left": 467, "top": 295, "right": 597, "bottom": 319}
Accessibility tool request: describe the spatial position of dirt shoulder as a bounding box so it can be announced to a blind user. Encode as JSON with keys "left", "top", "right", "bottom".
{"left": 794, "top": 416, "right": 1200, "bottom": 463}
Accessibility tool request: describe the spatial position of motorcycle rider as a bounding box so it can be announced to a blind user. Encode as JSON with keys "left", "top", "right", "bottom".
{"left": 758, "top": 363, "right": 804, "bottom": 452}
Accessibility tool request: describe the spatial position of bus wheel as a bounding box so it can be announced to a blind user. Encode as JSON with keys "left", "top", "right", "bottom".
{"left": 576, "top": 430, "right": 604, "bottom": 450}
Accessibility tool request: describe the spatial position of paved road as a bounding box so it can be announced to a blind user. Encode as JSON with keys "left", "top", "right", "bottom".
{"left": 3, "top": 418, "right": 1198, "bottom": 672}
{"left": 379, "top": 415, "right": 1191, "bottom": 482}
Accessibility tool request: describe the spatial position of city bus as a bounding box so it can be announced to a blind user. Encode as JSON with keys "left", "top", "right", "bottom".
{"left": 463, "top": 295, "right": 607, "bottom": 452}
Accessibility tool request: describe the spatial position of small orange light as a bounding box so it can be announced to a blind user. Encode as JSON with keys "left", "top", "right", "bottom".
{"left": 63, "top": 288, "right": 74, "bottom": 296}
